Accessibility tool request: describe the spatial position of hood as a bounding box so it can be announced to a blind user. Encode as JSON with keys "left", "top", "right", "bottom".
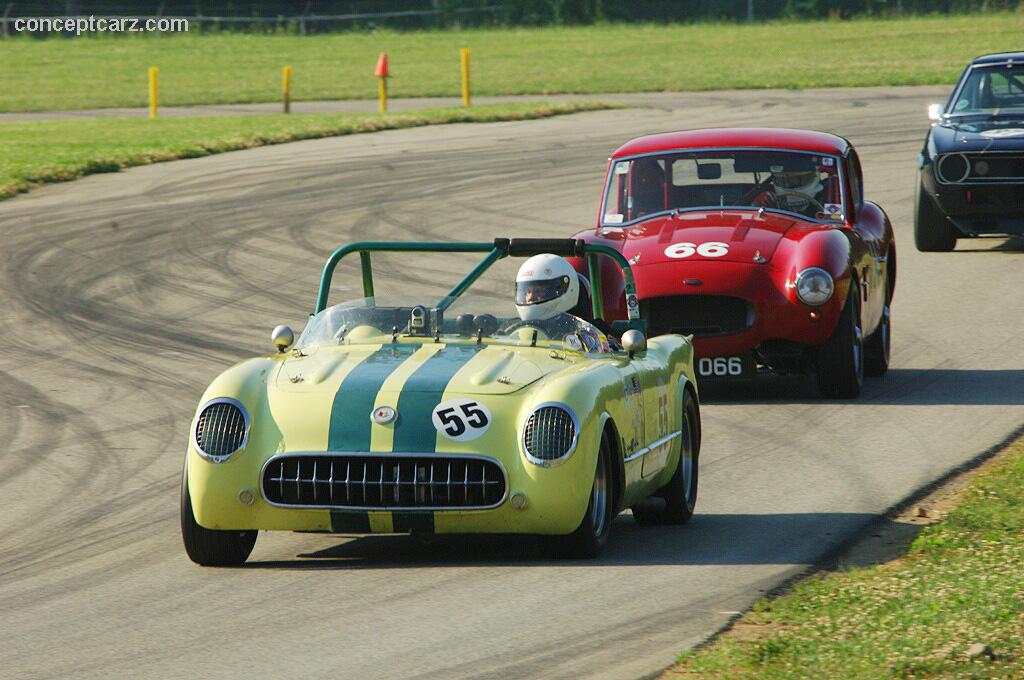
{"left": 275, "top": 341, "right": 564, "bottom": 396}
{"left": 932, "top": 117, "right": 1024, "bottom": 153}
{"left": 617, "top": 211, "right": 799, "bottom": 266}
{"left": 266, "top": 341, "right": 576, "bottom": 454}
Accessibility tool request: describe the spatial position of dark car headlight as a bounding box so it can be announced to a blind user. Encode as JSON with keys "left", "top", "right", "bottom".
{"left": 193, "top": 398, "right": 250, "bottom": 463}
{"left": 794, "top": 267, "right": 834, "bottom": 306}
{"left": 522, "top": 403, "right": 579, "bottom": 466}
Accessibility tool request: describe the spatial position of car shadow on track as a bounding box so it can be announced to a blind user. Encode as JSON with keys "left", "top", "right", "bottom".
{"left": 954, "top": 235, "right": 1024, "bottom": 253}
{"left": 700, "top": 368, "right": 1024, "bottom": 406}
{"left": 243, "top": 510, "right": 896, "bottom": 570}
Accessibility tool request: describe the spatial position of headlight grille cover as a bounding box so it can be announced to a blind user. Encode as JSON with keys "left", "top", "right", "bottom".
{"left": 195, "top": 400, "right": 247, "bottom": 460}
{"left": 523, "top": 405, "right": 577, "bottom": 462}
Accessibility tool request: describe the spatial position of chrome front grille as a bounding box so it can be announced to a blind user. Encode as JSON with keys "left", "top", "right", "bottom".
{"left": 261, "top": 454, "right": 506, "bottom": 509}
{"left": 523, "top": 405, "right": 577, "bottom": 462}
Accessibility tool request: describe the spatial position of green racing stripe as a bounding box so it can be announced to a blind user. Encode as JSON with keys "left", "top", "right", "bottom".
{"left": 327, "top": 343, "right": 421, "bottom": 452}
{"left": 392, "top": 344, "right": 483, "bottom": 453}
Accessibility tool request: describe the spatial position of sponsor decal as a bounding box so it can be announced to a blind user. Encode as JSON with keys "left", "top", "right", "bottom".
{"left": 604, "top": 213, "right": 624, "bottom": 224}
{"left": 431, "top": 398, "right": 492, "bottom": 441}
{"left": 821, "top": 203, "right": 844, "bottom": 220}
{"left": 626, "top": 292, "right": 640, "bottom": 319}
{"left": 821, "top": 157, "right": 835, "bottom": 166}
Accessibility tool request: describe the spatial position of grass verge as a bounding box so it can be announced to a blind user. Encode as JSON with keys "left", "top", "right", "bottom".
{"left": 0, "top": 101, "right": 611, "bottom": 200}
{"left": 1, "top": 13, "right": 1023, "bottom": 112}
{"left": 667, "top": 437, "right": 1024, "bottom": 679}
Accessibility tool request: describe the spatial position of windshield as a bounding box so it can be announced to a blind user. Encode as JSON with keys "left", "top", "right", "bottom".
{"left": 601, "top": 150, "right": 845, "bottom": 225}
{"left": 296, "top": 296, "right": 615, "bottom": 354}
{"left": 950, "top": 64, "right": 1024, "bottom": 116}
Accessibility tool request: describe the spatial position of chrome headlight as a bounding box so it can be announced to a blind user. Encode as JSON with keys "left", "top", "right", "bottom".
{"left": 193, "top": 398, "right": 250, "bottom": 463}
{"left": 794, "top": 267, "right": 834, "bottom": 306}
{"left": 522, "top": 403, "right": 579, "bottom": 466}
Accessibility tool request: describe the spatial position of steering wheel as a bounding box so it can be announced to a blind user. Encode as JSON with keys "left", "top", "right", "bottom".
{"left": 774, "top": 190, "right": 825, "bottom": 214}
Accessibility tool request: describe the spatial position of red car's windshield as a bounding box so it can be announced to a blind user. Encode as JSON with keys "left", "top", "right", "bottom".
{"left": 601, "top": 150, "right": 845, "bottom": 226}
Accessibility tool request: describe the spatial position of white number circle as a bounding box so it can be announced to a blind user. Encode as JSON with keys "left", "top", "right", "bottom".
{"left": 664, "top": 241, "right": 729, "bottom": 259}
{"left": 431, "top": 398, "right": 492, "bottom": 442}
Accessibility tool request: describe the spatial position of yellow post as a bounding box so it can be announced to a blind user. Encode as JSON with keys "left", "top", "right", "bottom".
{"left": 282, "top": 64, "right": 293, "bottom": 114}
{"left": 148, "top": 67, "right": 159, "bottom": 119}
{"left": 379, "top": 78, "right": 387, "bottom": 113}
{"left": 460, "top": 47, "right": 471, "bottom": 107}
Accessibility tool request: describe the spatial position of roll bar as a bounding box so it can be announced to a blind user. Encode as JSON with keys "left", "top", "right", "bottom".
{"left": 314, "top": 238, "right": 640, "bottom": 326}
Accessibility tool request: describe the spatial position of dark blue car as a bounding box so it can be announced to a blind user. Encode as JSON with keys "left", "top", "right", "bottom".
{"left": 916, "top": 52, "right": 1024, "bottom": 251}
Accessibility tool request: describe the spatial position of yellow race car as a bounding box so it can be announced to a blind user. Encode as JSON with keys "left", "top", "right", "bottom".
{"left": 181, "top": 238, "right": 700, "bottom": 565}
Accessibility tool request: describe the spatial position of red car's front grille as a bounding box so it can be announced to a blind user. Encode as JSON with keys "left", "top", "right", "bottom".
{"left": 641, "top": 295, "right": 754, "bottom": 337}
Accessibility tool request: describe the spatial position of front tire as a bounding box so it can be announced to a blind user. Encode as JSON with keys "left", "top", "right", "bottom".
{"left": 560, "top": 430, "right": 614, "bottom": 558}
{"left": 632, "top": 391, "right": 700, "bottom": 525}
{"left": 181, "top": 465, "right": 257, "bottom": 567}
{"left": 914, "top": 181, "right": 957, "bottom": 252}
{"left": 817, "top": 280, "right": 864, "bottom": 399}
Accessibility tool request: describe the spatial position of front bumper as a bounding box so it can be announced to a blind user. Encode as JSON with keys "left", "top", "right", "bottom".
{"left": 921, "top": 163, "right": 1024, "bottom": 235}
{"left": 638, "top": 261, "right": 845, "bottom": 360}
{"left": 186, "top": 445, "right": 595, "bottom": 536}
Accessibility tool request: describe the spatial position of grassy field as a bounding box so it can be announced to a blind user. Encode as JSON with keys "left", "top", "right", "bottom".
{"left": 1, "top": 13, "right": 1023, "bottom": 112}
{"left": 669, "top": 438, "right": 1024, "bottom": 679}
{"left": 0, "top": 101, "right": 609, "bottom": 199}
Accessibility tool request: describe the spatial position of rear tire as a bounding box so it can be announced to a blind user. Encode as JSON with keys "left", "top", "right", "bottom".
{"left": 559, "top": 431, "right": 615, "bottom": 558}
{"left": 632, "top": 392, "right": 700, "bottom": 525}
{"left": 817, "top": 280, "right": 864, "bottom": 399}
{"left": 181, "top": 465, "right": 257, "bottom": 567}
{"left": 914, "top": 182, "right": 957, "bottom": 252}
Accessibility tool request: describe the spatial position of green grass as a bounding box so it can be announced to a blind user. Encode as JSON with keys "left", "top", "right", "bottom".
{"left": 671, "top": 440, "right": 1024, "bottom": 679}
{"left": 0, "top": 101, "right": 611, "bottom": 199}
{"left": 2, "top": 13, "right": 1024, "bottom": 112}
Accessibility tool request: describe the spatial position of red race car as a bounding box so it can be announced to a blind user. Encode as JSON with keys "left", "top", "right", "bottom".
{"left": 569, "top": 128, "right": 896, "bottom": 398}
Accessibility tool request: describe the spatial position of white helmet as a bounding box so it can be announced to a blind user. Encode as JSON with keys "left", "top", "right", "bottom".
{"left": 772, "top": 168, "right": 821, "bottom": 210}
{"left": 515, "top": 254, "right": 580, "bottom": 321}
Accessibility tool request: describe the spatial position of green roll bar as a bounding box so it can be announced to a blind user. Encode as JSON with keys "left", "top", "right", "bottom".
{"left": 314, "top": 238, "right": 640, "bottom": 326}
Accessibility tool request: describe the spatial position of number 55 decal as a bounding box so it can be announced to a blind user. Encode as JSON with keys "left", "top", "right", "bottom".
{"left": 431, "top": 399, "right": 492, "bottom": 442}
{"left": 664, "top": 242, "right": 729, "bottom": 258}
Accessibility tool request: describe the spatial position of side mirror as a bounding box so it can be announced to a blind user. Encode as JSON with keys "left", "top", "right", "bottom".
{"left": 927, "top": 103, "right": 944, "bottom": 121}
{"left": 621, "top": 329, "right": 647, "bottom": 358}
{"left": 271, "top": 325, "right": 294, "bottom": 353}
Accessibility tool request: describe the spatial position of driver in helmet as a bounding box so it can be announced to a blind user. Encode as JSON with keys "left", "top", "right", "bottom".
{"left": 768, "top": 166, "right": 823, "bottom": 215}
{"left": 515, "top": 253, "right": 581, "bottom": 321}
{"left": 515, "top": 254, "right": 614, "bottom": 337}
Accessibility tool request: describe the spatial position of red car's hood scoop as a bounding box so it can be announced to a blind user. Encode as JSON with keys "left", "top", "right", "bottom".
{"left": 618, "top": 211, "right": 797, "bottom": 265}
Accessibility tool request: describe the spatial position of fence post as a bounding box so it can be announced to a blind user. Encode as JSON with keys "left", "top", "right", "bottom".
{"left": 148, "top": 67, "right": 159, "bottom": 118}
{"left": 460, "top": 47, "right": 471, "bottom": 107}
{"left": 747, "top": 0, "right": 754, "bottom": 22}
{"left": 282, "top": 64, "right": 292, "bottom": 113}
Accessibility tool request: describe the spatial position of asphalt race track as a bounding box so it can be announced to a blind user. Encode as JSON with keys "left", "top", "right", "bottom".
{"left": 2, "top": 86, "right": 1024, "bottom": 680}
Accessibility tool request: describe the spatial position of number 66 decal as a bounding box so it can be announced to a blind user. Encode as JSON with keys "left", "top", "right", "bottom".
{"left": 664, "top": 241, "right": 729, "bottom": 258}
{"left": 432, "top": 398, "right": 492, "bottom": 441}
